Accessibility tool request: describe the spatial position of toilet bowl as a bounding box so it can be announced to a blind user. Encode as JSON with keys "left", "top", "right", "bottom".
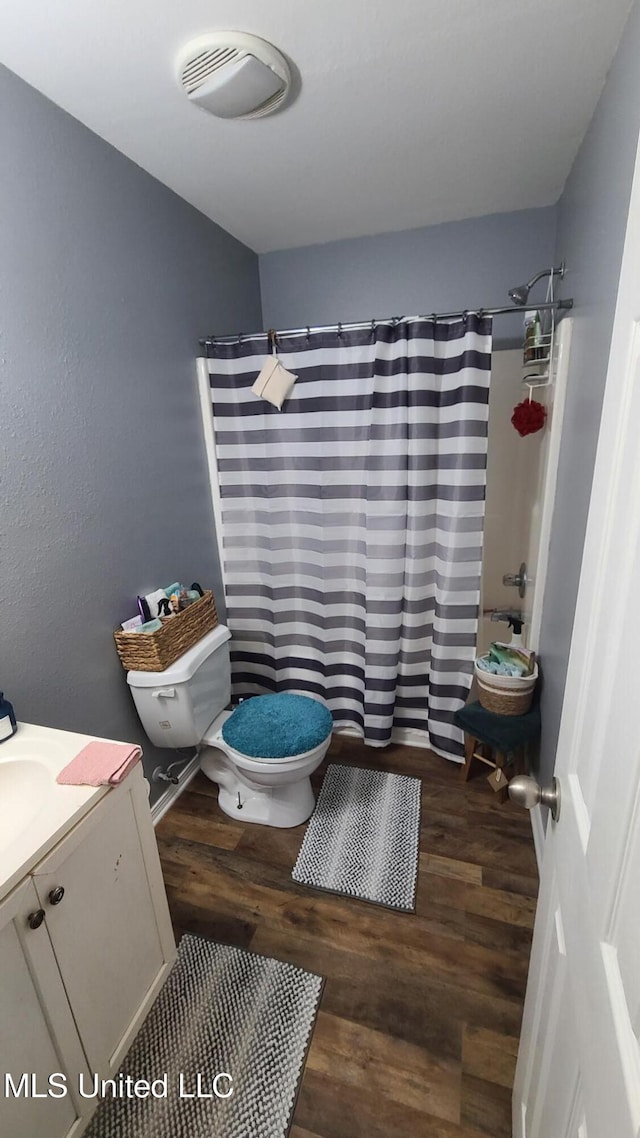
{"left": 199, "top": 710, "right": 331, "bottom": 827}
{"left": 126, "top": 625, "right": 332, "bottom": 828}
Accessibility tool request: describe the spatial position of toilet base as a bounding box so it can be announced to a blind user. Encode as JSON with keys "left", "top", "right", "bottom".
{"left": 217, "top": 777, "right": 315, "bottom": 828}
{"left": 199, "top": 712, "right": 328, "bottom": 828}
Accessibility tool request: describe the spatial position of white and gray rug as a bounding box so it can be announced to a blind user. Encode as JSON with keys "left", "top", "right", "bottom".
{"left": 292, "top": 763, "right": 421, "bottom": 912}
{"left": 84, "top": 934, "right": 323, "bottom": 1138}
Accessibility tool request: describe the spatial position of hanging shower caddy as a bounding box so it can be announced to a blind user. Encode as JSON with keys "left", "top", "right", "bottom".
{"left": 521, "top": 269, "right": 558, "bottom": 395}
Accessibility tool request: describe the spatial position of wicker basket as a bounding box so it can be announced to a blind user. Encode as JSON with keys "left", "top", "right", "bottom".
{"left": 474, "top": 658, "right": 538, "bottom": 717}
{"left": 114, "top": 590, "right": 218, "bottom": 673}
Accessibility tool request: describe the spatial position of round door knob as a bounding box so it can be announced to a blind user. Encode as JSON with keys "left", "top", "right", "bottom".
{"left": 48, "top": 885, "right": 65, "bottom": 906}
{"left": 27, "top": 909, "right": 46, "bottom": 930}
{"left": 508, "top": 774, "right": 561, "bottom": 822}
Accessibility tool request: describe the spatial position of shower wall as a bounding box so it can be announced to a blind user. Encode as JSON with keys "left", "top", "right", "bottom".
{"left": 478, "top": 349, "right": 545, "bottom": 656}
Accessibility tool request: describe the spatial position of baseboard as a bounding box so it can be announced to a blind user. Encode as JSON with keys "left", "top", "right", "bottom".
{"left": 333, "top": 723, "right": 462, "bottom": 760}
{"left": 151, "top": 753, "right": 201, "bottom": 826}
{"left": 513, "top": 1098, "right": 527, "bottom": 1138}
{"left": 149, "top": 727, "right": 465, "bottom": 825}
{"left": 530, "top": 802, "right": 545, "bottom": 873}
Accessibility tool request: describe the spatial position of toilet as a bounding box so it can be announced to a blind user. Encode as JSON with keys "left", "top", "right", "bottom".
{"left": 127, "top": 625, "right": 332, "bottom": 827}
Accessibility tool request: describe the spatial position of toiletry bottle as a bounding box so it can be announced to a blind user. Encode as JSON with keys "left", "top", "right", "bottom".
{"left": 0, "top": 692, "right": 17, "bottom": 743}
{"left": 523, "top": 312, "right": 536, "bottom": 363}
{"left": 507, "top": 616, "right": 525, "bottom": 648}
{"left": 533, "top": 311, "right": 543, "bottom": 361}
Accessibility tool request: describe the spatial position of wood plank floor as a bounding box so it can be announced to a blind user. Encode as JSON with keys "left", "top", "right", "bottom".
{"left": 155, "top": 733, "right": 538, "bottom": 1138}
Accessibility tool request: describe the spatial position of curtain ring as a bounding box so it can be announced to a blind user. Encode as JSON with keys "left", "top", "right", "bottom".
{"left": 370, "top": 319, "right": 376, "bottom": 338}
{"left": 306, "top": 326, "right": 311, "bottom": 341}
{"left": 337, "top": 322, "right": 343, "bottom": 338}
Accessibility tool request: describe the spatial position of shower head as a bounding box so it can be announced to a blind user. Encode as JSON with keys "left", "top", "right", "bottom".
{"left": 508, "top": 263, "right": 566, "bottom": 306}
{"left": 508, "top": 283, "right": 531, "bottom": 306}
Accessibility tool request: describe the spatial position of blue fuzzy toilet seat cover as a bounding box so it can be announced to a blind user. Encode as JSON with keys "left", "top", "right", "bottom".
{"left": 221, "top": 693, "right": 333, "bottom": 760}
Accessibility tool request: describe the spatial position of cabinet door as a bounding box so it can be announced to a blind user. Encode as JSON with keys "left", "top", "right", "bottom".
{"left": 0, "top": 879, "right": 90, "bottom": 1138}
{"left": 32, "top": 770, "right": 175, "bottom": 1079}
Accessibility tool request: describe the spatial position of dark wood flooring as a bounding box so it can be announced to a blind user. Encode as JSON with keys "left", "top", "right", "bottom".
{"left": 155, "top": 734, "right": 538, "bottom": 1138}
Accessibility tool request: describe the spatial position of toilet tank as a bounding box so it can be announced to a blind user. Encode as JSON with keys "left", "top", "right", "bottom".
{"left": 127, "top": 624, "right": 231, "bottom": 749}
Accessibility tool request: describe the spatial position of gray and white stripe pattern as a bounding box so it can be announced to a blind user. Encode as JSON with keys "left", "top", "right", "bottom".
{"left": 206, "top": 316, "right": 491, "bottom": 761}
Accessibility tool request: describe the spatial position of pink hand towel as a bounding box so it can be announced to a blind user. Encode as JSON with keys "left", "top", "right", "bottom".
{"left": 56, "top": 741, "right": 142, "bottom": 786}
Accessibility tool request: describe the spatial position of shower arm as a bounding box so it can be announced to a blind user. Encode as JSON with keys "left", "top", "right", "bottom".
{"left": 508, "top": 263, "right": 566, "bottom": 307}
{"left": 528, "top": 265, "right": 564, "bottom": 292}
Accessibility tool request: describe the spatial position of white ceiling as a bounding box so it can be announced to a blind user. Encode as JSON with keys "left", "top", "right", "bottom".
{"left": 0, "top": 0, "right": 633, "bottom": 253}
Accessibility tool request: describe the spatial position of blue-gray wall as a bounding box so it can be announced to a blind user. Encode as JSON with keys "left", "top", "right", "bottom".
{"left": 259, "top": 206, "right": 558, "bottom": 346}
{"left": 7, "top": 0, "right": 639, "bottom": 808}
{"left": 537, "top": 0, "right": 640, "bottom": 788}
{"left": 1, "top": 65, "right": 262, "bottom": 799}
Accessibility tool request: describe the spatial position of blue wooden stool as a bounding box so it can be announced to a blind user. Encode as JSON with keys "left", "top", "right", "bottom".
{"left": 454, "top": 699, "right": 541, "bottom": 802}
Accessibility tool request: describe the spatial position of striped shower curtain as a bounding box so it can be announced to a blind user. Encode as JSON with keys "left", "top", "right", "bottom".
{"left": 205, "top": 315, "right": 491, "bottom": 761}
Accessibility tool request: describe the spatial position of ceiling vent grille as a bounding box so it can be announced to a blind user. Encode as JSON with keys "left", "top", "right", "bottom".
{"left": 177, "top": 32, "right": 292, "bottom": 120}
{"left": 181, "top": 48, "right": 240, "bottom": 95}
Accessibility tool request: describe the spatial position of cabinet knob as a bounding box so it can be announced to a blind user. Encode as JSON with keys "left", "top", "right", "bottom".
{"left": 27, "top": 909, "right": 46, "bottom": 930}
{"left": 48, "top": 885, "right": 65, "bottom": 906}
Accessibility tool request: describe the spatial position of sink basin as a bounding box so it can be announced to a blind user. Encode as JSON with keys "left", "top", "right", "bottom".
{"left": 0, "top": 759, "right": 51, "bottom": 853}
{"left": 0, "top": 723, "right": 124, "bottom": 905}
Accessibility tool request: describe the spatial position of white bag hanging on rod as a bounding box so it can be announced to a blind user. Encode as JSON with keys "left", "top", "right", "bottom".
{"left": 251, "top": 333, "right": 298, "bottom": 410}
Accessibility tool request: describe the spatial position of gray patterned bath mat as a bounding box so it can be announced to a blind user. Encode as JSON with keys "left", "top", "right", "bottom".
{"left": 292, "top": 763, "right": 421, "bottom": 911}
{"left": 84, "top": 934, "right": 323, "bottom": 1138}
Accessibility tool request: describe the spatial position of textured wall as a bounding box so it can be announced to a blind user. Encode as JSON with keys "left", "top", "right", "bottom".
{"left": 259, "top": 207, "right": 558, "bottom": 346}
{"left": 0, "top": 65, "right": 262, "bottom": 799}
{"left": 536, "top": 0, "right": 640, "bottom": 789}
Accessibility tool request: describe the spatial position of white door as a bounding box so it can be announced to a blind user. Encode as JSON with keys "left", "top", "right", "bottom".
{"left": 514, "top": 130, "right": 640, "bottom": 1136}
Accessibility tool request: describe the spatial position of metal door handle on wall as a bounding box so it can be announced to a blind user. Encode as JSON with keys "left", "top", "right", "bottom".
{"left": 503, "top": 562, "right": 528, "bottom": 598}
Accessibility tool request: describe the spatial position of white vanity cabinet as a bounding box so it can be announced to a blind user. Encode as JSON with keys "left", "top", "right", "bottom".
{"left": 31, "top": 767, "right": 175, "bottom": 1078}
{"left": 0, "top": 764, "right": 176, "bottom": 1138}
{"left": 0, "top": 878, "right": 91, "bottom": 1138}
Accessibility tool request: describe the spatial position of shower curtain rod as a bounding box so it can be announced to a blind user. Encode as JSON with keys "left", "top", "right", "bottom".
{"left": 199, "top": 297, "right": 573, "bottom": 346}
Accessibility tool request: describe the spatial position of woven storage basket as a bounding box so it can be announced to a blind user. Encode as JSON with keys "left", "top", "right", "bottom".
{"left": 474, "top": 658, "right": 538, "bottom": 717}
{"left": 114, "top": 590, "right": 218, "bottom": 672}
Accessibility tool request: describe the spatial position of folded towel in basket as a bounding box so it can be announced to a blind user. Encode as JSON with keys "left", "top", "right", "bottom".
{"left": 476, "top": 656, "right": 523, "bottom": 677}
{"left": 56, "top": 741, "right": 142, "bottom": 786}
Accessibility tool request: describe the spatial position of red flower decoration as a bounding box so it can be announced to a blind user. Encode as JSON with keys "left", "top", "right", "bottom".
{"left": 511, "top": 398, "right": 547, "bottom": 437}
